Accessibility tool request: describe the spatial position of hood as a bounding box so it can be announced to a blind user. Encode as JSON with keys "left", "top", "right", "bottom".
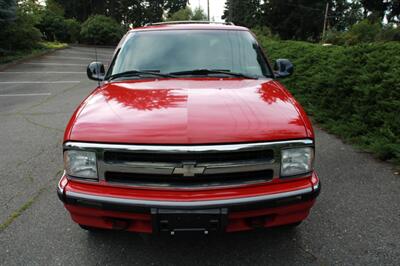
{"left": 65, "top": 78, "right": 313, "bottom": 144}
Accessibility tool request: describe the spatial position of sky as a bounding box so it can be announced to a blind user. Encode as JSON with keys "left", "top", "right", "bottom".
{"left": 189, "top": 0, "right": 226, "bottom": 22}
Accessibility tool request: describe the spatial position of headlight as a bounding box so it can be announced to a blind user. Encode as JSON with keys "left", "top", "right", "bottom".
{"left": 281, "top": 147, "right": 314, "bottom": 177}
{"left": 64, "top": 150, "right": 98, "bottom": 179}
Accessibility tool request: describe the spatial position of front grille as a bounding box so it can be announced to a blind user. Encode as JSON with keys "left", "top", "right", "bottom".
{"left": 98, "top": 146, "right": 278, "bottom": 189}
{"left": 64, "top": 140, "right": 315, "bottom": 189}
{"left": 105, "top": 170, "right": 273, "bottom": 188}
{"left": 104, "top": 150, "right": 274, "bottom": 164}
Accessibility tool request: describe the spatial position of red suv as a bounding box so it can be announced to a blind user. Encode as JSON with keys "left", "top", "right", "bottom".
{"left": 57, "top": 22, "right": 320, "bottom": 234}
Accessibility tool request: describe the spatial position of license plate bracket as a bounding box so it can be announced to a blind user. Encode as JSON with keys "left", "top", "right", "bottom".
{"left": 151, "top": 208, "right": 228, "bottom": 235}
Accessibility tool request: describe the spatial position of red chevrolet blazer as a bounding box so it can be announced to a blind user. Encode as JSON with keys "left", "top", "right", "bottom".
{"left": 57, "top": 22, "right": 320, "bottom": 234}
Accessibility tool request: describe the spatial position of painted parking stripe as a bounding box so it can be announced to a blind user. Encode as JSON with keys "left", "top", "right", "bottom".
{"left": 0, "top": 93, "right": 52, "bottom": 97}
{"left": 23, "top": 62, "right": 87, "bottom": 66}
{"left": 0, "top": 72, "right": 84, "bottom": 74}
{"left": 0, "top": 81, "right": 80, "bottom": 84}
{"left": 60, "top": 50, "right": 113, "bottom": 56}
{"left": 44, "top": 56, "right": 110, "bottom": 61}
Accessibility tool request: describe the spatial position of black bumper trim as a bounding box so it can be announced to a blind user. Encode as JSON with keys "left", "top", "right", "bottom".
{"left": 58, "top": 181, "right": 320, "bottom": 213}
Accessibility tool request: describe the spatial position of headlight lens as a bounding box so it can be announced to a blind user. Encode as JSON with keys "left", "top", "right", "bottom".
{"left": 64, "top": 150, "right": 98, "bottom": 179}
{"left": 281, "top": 147, "right": 314, "bottom": 177}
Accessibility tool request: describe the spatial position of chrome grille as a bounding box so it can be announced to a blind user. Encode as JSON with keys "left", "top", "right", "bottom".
{"left": 64, "top": 139, "right": 313, "bottom": 189}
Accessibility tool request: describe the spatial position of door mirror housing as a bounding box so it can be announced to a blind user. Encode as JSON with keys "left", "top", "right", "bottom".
{"left": 87, "top": 62, "right": 105, "bottom": 81}
{"left": 274, "top": 59, "right": 294, "bottom": 79}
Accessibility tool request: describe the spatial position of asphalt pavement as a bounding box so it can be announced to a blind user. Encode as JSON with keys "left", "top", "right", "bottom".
{"left": 0, "top": 46, "right": 399, "bottom": 265}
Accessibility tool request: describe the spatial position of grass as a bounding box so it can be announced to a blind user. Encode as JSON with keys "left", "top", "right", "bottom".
{"left": 0, "top": 41, "right": 68, "bottom": 65}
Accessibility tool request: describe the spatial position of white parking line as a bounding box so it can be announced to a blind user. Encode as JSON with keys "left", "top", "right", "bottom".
{"left": 23, "top": 63, "right": 87, "bottom": 66}
{"left": 0, "top": 72, "right": 84, "bottom": 74}
{"left": 0, "top": 81, "right": 81, "bottom": 84}
{"left": 60, "top": 50, "right": 113, "bottom": 56}
{"left": 0, "top": 93, "right": 52, "bottom": 97}
{"left": 43, "top": 56, "right": 110, "bottom": 61}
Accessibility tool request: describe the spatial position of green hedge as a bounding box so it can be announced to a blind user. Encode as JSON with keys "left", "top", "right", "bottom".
{"left": 258, "top": 37, "right": 400, "bottom": 164}
{"left": 80, "top": 15, "right": 124, "bottom": 45}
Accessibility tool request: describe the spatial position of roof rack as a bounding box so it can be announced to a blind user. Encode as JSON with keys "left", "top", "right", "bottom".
{"left": 145, "top": 21, "right": 235, "bottom": 27}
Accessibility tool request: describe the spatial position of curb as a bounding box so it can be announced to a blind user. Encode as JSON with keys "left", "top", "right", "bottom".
{"left": 0, "top": 46, "right": 68, "bottom": 72}
{"left": 69, "top": 44, "right": 116, "bottom": 49}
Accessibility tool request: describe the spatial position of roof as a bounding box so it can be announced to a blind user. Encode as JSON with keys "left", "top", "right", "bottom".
{"left": 130, "top": 21, "right": 249, "bottom": 32}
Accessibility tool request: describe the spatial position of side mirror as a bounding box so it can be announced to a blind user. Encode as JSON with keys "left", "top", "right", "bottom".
{"left": 274, "top": 59, "right": 294, "bottom": 78}
{"left": 87, "top": 62, "right": 105, "bottom": 81}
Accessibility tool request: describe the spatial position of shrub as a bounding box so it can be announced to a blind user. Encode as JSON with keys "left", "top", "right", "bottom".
{"left": 80, "top": 15, "right": 124, "bottom": 45}
{"left": 65, "top": 18, "right": 80, "bottom": 43}
{"left": 324, "top": 30, "right": 346, "bottom": 45}
{"left": 258, "top": 38, "right": 400, "bottom": 164}
{"left": 0, "top": 7, "right": 42, "bottom": 52}
{"left": 343, "top": 20, "right": 381, "bottom": 45}
{"left": 167, "top": 7, "right": 193, "bottom": 21}
{"left": 376, "top": 25, "right": 400, "bottom": 42}
{"left": 37, "top": 10, "right": 68, "bottom": 42}
{"left": 251, "top": 26, "right": 278, "bottom": 40}
{"left": 324, "top": 20, "right": 400, "bottom": 45}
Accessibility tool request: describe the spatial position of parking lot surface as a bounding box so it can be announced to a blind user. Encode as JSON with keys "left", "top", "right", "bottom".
{"left": 0, "top": 46, "right": 399, "bottom": 265}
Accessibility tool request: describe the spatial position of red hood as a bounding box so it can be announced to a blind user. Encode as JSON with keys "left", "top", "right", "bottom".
{"left": 65, "top": 78, "right": 313, "bottom": 144}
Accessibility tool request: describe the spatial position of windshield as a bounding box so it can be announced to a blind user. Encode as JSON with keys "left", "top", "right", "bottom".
{"left": 109, "top": 30, "right": 272, "bottom": 79}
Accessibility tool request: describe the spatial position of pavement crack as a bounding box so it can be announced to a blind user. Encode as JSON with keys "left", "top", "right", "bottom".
{"left": 295, "top": 242, "right": 319, "bottom": 262}
{"left": 0, "top": 170, "right": 62, "bottom": 233}
{"left": 22, "top": 82, "right": 83, "bottom": 113}
{"left": 0, "top": 186, "right": 47, "bottom": 233}
{"left": 21, "top": 114, "right": 64, "bottom": 132}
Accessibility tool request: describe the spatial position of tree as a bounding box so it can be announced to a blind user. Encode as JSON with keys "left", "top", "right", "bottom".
{"left": 80, "top": 15, "right": 124, "bottom": 45}
{"left": 360, "top": 0, "right": 390, "bottom": 22}
{"left": 329, "top": 0, "right": 363, "bottom": 31}
{"left": 167, "top": 6, "right": 207, "bottom": 21}
{"left": 0, "top": 0, "right": 16, "bottom": 23}
{"left": 222, "top": 0, "right": 261, "bottom": 28}
{"left": 55, "top": 0, "right": 188, "bottom": 25}
{"left": 1, "top": 1, "right": 41, "bottom": 52}
{"left": 259, "top": 0, "right": 327, "bottom": 41}
{"left": 168, "top": 6, "right": 192, "bottom": 21}
{"left": 192, "top": 6, "right": 207, "bottom": 20}
{"left": 388, "top": 0, "right": 400, "bottom": 23}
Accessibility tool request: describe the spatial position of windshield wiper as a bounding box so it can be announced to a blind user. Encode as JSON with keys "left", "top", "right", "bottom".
{"left": 168, "top": 69, "right": 258, "bottom": 79}
{"left": 108, "top": 70, "right": 173, "bottom": 81}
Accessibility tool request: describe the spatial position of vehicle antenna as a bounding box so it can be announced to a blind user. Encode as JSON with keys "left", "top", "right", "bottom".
{"left": 95, "top": 46, "right": 100, "bottom": 87}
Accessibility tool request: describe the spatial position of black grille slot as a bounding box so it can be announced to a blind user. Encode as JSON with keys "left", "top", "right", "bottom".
{"left": 104, "top": 149, "right": 274, "bottom": 164}
{"left": 105, "top": 170, "right": 273, "bottom": 188}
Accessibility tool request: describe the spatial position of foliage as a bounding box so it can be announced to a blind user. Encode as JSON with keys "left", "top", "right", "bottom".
{"left": 167, "top": 6, "right": 207, "bottom": 21}
{"left": 223, "top": 0, "right": 400, "bottom": 41}
{"left": 168, "top": 6, "right": 192, "bottom": 21}
{"left": 257, "top": 37, "right": 400, "bottom": 163}
{"left": 55, "top": 0, "right": 188, "bottom": 26}
{"left": 0, "top": 42, "right": 67, "bottom": 64}
{"left": 251, "top": 26, "right": 278, "bottom": 40}
{"left": 0, "top": 2, "right": 42, "bottom": 53}
{"left": 0, "top": 0, "right": 16, "bottom": 23}
{"left": 192, "top": 6, "right": 207, "bottom": 21}
{"left": 80, "top": 15, "right": 124, "bottom": 45}
{"left": 222, "top": 0, "right": 261, "bottom": 28}
{"left": 360, "top": 0, "right": 390, "bottom": 21}
{"left": 45, "top": 0, "right": 64, "bottom": 16}
{"left": 65, "top": 18, "right": 81, "bottom": 43}
{"left": 324, "top": 20, "right": 400, "bottom": 45}
{"left": 37, "top": 10, "right": 68, "bottom": 42}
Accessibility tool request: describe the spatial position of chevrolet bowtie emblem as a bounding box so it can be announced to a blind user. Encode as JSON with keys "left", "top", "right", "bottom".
{"left": 172, "top": 162, "right": 205, "bottom": 177}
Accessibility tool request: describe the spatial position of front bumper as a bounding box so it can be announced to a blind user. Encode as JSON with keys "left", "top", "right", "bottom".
{"left": 57, "top": 173, "right": 320, "bottom": 233}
